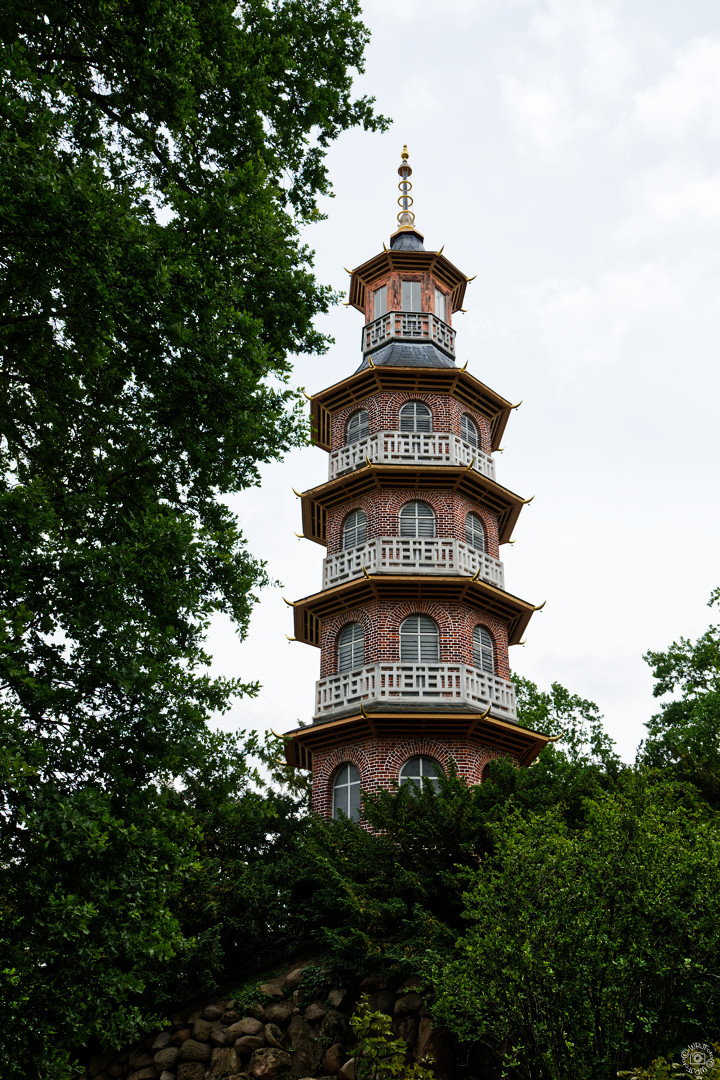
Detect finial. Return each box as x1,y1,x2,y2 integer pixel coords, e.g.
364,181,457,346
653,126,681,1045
396,145,416,231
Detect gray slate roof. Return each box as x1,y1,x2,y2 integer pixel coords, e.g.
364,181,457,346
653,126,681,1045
390,230,425,251
354,342,456,373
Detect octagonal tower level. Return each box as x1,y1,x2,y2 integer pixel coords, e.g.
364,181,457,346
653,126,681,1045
284,149,551,818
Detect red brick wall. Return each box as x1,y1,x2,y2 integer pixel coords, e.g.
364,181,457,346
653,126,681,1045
319,599,510,679
311,734,513,817
327,489,500,558
331,392,491,453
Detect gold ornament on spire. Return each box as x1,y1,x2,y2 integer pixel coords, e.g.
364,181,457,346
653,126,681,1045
396,145,416,230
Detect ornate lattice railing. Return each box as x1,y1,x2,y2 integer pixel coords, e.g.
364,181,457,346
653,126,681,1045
322,537,504,590
329,432,495,480
362,310,456,358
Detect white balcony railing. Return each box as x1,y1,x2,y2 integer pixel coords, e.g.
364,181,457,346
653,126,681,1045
363,311,456,358
329,431,495,481
323,537,504,590
315,662,517,720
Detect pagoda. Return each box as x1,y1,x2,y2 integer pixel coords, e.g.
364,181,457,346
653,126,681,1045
283,148,551,819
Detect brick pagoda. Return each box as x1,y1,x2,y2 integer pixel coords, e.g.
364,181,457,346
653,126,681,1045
284,148,551,819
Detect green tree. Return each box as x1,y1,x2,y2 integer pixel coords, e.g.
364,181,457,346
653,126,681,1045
0,2,384,1075
641,589,720,801
429,774,720,1080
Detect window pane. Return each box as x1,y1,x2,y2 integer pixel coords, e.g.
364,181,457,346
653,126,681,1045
400,615,439,662
465,512,485,552
373,286,387,319
343,509,367,549
473,625,494,674
399,401,433,432
333,763,361,820
401,280,422,311
338,622,364,672
461,414,479,448
400,755,442,791
434,288,446,322
347,410,369,443
399,501,435,539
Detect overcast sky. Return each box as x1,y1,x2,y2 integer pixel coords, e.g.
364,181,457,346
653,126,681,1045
207,0,720,763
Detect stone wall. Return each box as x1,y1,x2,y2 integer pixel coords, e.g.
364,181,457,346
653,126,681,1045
84,962,500,1080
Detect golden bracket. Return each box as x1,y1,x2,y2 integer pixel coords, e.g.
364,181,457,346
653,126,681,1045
294,532,305,539
518,639,527,646
533,601,547,612
302,389,312,400
479,704,492,719
285,635,297,642
270,728,292,740
368,356,376,369
282,597,295,607
383,242,389,253
460,308,468,313
506,539,516,545
365,456,374,468
362,565,371,580
521,495,535,505
511,400,523,409
292,488,302,498
342,301,351,306
460,360,468,372
438,245,445,255
466,274,477,283
360,703,368,718
471,568,482,582
466,457,476,471
344,267,353,275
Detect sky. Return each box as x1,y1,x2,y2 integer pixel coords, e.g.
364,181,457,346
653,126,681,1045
207,0,720,763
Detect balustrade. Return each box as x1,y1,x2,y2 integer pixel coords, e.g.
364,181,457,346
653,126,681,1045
329,431,495,481
323,537,504,590
315,662,517,719
362,310,456,358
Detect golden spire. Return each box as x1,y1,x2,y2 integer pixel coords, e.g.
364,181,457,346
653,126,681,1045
396,145,416,230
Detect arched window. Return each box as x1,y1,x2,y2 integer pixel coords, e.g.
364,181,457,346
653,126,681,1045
400,615,440,662
400,755,442,792
473,626,495,674
333,763,361,820
347,410,369,444
481,763,492,784
343,509,367,550
399,501,435,538
399,401,433,433
338,622,364,673
465,512,486,553
461,414,479,448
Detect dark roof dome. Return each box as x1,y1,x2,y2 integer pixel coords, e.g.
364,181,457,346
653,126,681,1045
354,342,455,373
390,228,425,251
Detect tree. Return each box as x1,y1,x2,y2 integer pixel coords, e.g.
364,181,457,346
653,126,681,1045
429,774,720,1080
0,2,385,1075
640,589,720,801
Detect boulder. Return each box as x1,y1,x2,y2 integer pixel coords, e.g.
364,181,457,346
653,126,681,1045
248,1047,292,1079
322,1043,344,1074
208,1047,242,1078
264,1023,288,1050
177,1065,206,1080
179,1038,212,1063
154,1046,180,1070
159,1072,175,1080
152,1032,173,1052
171,1027,192,1046
193,1017,214,1042
235,1036,266,1057
327,989,347,1010
286,1015,323,1077
415,1019,455,1080
127,1070,155,1080
394,992,423,1016
227,1017,264,1040
339,1060,355,1080
366,990,395,1016
265,1003,293,1026
129,1049,155,1069
258,982,285,1000
223,1010,242,1026
283,968,306,992
204,1004,225,1022
302,1002,327,1024
318,1009,350,1044
392,1014,419,1051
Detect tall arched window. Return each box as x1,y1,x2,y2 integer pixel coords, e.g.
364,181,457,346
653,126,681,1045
338,622,364,673
400,615,440,662
399,401,433,433
473,625,494,674
343,509,367,549
400,755,442,792
465,512,486,553
333,763,361,820
399,501,435,538
347,409,369,444
461,414,479,448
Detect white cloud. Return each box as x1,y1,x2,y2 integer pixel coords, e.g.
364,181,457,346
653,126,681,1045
629,36,720,140
616,161,720,246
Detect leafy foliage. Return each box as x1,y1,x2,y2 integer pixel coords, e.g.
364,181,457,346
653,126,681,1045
0,2,384,1076
350,996,435,1080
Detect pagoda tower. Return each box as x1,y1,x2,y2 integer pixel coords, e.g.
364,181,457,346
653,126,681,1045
284,148,551,819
